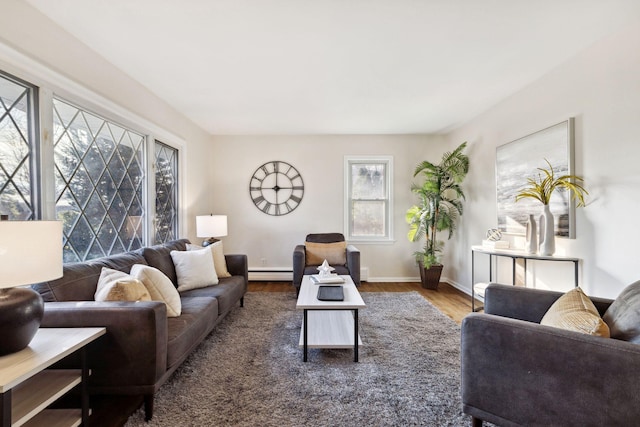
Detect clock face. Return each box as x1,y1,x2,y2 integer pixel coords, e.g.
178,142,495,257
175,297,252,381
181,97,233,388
249,161,304,216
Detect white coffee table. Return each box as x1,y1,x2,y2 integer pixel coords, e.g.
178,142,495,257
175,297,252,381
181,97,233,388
296,275,366,362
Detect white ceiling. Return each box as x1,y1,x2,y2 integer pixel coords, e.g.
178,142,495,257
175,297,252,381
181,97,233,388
25,0,640,135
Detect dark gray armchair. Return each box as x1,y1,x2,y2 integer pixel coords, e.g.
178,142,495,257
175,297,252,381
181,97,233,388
461,283,640,427
292,233,360,295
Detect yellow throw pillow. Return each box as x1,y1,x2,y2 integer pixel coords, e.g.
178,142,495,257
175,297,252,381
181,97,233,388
305,241,347,266
540,287,610,337
95,267,151,302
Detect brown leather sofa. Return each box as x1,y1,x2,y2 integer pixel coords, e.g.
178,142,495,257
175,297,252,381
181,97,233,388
31,239,247,421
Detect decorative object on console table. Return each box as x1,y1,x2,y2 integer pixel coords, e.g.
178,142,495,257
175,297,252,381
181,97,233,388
525,214,537,254
538,205,555,256
196,214,227,247
0,220,63,355
485,228,502,242
515,158,588,256
406,142,469,290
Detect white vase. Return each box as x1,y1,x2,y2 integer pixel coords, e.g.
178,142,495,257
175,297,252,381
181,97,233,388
525,214,537,254
538,205,555,256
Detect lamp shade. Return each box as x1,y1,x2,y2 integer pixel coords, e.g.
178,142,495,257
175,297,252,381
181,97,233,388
196,215,228,238
0,220,63,355
0,220,63,288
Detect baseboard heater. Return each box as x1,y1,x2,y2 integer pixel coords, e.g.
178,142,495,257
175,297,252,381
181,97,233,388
248,267,369,282
248,268,293,281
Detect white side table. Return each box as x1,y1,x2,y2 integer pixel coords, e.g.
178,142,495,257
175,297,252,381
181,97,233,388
0,327,106,427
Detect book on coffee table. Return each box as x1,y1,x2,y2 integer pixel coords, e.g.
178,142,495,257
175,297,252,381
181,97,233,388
310,274,345,284
317,285,344,301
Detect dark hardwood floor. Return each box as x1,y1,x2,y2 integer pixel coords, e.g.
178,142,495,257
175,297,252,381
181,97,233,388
90,280,476,426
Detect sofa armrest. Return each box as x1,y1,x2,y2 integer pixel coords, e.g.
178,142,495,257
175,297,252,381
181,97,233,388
292,244,306,286
461,313,640,426
41,301,168,391
346,245,360,285
225,254,248,285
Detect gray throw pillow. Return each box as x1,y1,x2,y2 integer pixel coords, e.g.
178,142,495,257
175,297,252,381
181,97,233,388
603,280,640,343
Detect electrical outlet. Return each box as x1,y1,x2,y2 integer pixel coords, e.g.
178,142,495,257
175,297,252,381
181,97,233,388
261,258,267,266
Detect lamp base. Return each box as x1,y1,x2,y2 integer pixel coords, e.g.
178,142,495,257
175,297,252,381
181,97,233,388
0,287,44,356
202,238,220,247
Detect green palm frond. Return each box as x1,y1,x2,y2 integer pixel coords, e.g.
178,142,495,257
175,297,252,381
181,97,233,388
515,159,588,207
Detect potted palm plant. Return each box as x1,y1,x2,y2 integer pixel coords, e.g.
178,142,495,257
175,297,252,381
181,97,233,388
406,142,469,289
515,159,588,255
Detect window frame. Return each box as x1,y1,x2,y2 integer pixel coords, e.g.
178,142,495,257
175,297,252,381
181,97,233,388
0,70,40,220
344,155,394,243
0,44,187,262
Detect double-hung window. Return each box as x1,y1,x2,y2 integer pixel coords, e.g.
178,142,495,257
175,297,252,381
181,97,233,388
344,156,393,242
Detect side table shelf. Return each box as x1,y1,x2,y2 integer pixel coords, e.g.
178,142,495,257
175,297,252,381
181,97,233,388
471,245,580,312
0,328,106,427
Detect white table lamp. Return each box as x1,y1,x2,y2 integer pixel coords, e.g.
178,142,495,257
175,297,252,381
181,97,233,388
196,215,227,246
0,220,63,355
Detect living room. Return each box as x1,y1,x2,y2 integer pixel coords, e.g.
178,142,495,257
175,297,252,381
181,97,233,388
1,1,640,426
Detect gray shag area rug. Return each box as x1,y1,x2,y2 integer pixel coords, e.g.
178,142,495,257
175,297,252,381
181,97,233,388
125,291,467,426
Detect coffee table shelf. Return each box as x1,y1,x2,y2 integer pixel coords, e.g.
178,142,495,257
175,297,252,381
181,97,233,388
298,311,363,349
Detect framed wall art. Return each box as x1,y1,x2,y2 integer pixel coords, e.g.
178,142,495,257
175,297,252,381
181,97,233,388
496,118,575,238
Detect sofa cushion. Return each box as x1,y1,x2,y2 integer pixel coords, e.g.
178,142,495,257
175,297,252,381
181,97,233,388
166,297,218,369
32,251,149,302
305,241,347,265
171,247,218,292
540,287,610,337
94,267,151,302
179,276,245,316
603,280,640,343
131,264,182,317
139,239,190,286
187,242,231,278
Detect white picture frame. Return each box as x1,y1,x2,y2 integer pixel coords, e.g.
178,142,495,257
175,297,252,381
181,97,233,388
496,118,575,238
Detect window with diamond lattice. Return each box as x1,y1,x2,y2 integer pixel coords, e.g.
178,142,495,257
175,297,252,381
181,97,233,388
154,141,178,243
53,98,146,263
0,73,37,220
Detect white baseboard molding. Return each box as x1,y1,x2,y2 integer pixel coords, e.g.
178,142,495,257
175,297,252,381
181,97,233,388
442,276,472,296
249,268,292,281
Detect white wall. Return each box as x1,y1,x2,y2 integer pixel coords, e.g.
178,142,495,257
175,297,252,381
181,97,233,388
210,134,444,280
0,0,213,240
445,23,640,299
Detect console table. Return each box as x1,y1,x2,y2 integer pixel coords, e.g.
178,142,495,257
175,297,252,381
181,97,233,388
471,245,580,311
0,327,106,427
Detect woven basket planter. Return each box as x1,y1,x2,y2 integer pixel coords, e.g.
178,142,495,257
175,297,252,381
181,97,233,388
418,262,443,290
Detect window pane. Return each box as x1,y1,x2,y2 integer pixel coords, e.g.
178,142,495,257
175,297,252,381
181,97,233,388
0,73,36,220
351,200,386,237
154,140,178,243
351,163,386,199
53,98,145,262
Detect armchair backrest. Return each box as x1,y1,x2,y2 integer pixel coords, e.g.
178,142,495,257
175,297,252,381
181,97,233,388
305,233,345,244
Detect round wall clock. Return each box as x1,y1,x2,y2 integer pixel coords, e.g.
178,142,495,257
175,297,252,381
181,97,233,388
249,161,304,216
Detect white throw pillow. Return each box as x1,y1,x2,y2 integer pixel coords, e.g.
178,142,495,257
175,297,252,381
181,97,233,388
170,247,218,292
186,242,232,278
130,264,182,317
95,267,151,302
